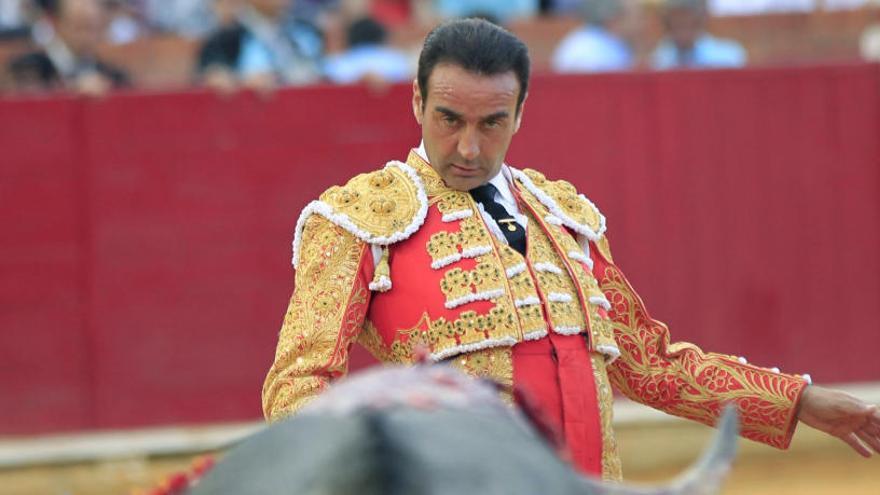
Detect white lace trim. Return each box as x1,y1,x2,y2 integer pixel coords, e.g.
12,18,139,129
430,336,518,362
431,253,462,270
553,325,583,335
444,288,505,310
534,262,563,274
544,215,564,226
368,275,392,292
567,250,594,271
505,263,527,278
292,160,428,267
596,344,621,363
547,292,573,303
589,295,611,311
515,296,541,308
441,210,472,222
523,328,548,341
511,167,607,241
461,245,493,259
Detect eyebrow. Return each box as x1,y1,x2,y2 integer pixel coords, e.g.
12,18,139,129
434,106,510,123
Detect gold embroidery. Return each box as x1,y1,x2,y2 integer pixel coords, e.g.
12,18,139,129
435,192,471,215
356,319,392,362
517,304,546,333
497,243,524,268
526,219,588,332
522,169,603,234
459,216,493,252
600,262,807,449
509,271,539,300
407,151,448,197
440,267,472,303
448,346,515,402
591,353,622,481
319,165,423,239
427,231,461,266
437,258,508,309
594,235,614,263
472,259,504,292
262,216,370,421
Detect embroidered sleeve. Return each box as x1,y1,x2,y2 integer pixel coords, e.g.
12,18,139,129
593,236,808,449
262,215,373,421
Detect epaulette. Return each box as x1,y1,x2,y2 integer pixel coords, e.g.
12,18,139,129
511,168,607,241
292,160,428,268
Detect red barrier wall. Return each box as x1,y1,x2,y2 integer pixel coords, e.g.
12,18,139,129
2,64,879,435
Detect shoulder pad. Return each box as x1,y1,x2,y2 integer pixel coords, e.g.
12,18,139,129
292,161,428,267
511,168,606,241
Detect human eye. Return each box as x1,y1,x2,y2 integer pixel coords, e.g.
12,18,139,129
441,114,460,127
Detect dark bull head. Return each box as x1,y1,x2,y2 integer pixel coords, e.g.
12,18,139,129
190,364,738,495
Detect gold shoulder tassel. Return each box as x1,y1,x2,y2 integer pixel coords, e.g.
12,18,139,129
368,245,392,292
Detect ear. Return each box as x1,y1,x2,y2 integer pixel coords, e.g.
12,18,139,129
412,79,423,125
513,93,527,133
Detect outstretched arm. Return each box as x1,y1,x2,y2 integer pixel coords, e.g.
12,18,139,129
592,235,810,449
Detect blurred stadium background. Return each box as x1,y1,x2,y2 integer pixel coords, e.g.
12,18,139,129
1,0,879,493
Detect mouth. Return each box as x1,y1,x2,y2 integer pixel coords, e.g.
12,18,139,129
449,163,481,177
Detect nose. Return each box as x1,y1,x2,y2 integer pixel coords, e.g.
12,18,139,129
457,126,480,162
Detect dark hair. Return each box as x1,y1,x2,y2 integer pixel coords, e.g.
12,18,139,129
34,0,61,16
347,17,387,48
417,18,530,114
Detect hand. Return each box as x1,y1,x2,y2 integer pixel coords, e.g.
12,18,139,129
797,385,880,457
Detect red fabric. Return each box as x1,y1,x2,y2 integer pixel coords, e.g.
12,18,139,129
1,65,879,434
513,334,602,475
367,194,497,348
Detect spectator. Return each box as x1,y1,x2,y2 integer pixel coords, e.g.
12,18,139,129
6,0,128,95
323,16,411,86
552,0,637,73
141,0,231,39
196,0,324,92
652,0,746,70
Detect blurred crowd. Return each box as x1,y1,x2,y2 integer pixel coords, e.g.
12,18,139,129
0,0,878,96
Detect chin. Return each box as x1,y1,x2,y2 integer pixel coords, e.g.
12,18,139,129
446,177,483,192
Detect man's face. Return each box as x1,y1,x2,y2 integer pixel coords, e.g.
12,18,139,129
664,7,705,51
54,0,105,56
412,63,524,192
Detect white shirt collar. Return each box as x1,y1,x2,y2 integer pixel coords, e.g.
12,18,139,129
414,140,515,201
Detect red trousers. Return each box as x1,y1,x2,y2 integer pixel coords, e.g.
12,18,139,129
512,333,603,475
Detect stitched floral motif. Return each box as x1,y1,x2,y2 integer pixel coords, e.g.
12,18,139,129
263,216,371,421
447,346,515,403
590,353,622,481
436,191,474,222
599,262,807,449
427,231,461,269
517,168,605,239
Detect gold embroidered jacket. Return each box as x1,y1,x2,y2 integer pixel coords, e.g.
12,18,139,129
263,150,809,480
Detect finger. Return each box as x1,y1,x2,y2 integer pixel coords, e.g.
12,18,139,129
842,432,872,458
869,406,880,425
855,429,880,455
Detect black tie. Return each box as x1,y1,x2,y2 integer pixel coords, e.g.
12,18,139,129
469,183,527,255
